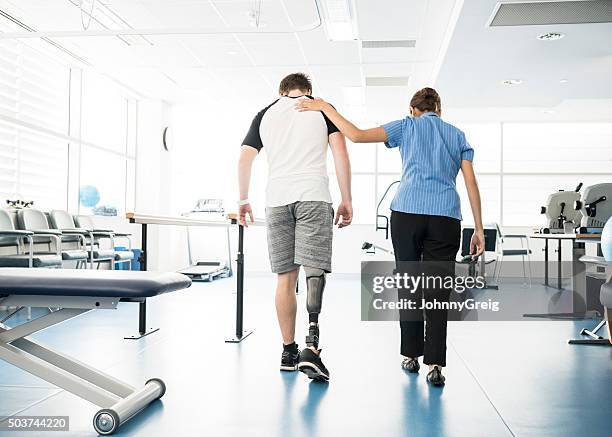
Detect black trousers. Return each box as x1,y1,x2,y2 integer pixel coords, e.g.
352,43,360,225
390,211,461,366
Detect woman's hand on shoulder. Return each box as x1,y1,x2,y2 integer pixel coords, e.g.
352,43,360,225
295,97,329,112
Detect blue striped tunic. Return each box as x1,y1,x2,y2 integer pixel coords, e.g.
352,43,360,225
382,112,474,221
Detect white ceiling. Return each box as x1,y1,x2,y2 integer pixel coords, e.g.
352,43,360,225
436,0,612,121
0,0,458,121
0,0,610,122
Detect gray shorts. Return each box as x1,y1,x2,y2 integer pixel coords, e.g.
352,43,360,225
265,201,333,274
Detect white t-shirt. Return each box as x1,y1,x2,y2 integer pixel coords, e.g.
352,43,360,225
242,96,339,207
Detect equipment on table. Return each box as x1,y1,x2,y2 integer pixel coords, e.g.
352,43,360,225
0,268,192,435
540,183,583,233
179,199,232,282
574,183,612,232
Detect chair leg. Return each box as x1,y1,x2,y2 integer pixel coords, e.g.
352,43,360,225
521,255,527,286
527,253,532,287
495,256,504,284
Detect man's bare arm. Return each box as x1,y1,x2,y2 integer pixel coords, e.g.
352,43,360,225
238,145,258,226
329,132,353,227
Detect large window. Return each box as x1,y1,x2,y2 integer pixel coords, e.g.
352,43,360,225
77,70,135,216
0,39,70,210
0,34,137,216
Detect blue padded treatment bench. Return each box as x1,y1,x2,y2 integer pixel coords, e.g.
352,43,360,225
0,268,191,435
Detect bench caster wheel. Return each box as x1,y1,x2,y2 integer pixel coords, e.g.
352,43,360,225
93,409,119,435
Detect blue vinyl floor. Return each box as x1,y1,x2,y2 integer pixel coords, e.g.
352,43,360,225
0,275,610,437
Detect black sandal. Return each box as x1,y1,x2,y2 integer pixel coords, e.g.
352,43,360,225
426,366,445,386
401,357,420,373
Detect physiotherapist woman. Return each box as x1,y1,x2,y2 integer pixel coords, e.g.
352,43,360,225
297,87,484,386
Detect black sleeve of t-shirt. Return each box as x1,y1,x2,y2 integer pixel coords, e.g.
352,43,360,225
242,99,279,151
304,95,340,136
322,112,339,136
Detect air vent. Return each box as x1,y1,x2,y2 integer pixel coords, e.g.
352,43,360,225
489,0,612,26
365,76,409,87
362,40,416,49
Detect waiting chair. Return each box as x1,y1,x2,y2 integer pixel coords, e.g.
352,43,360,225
493,223,532,286
17,208,88,269
74,215,133,270
1,209,63,320
0,209,62,268
458,227,499,289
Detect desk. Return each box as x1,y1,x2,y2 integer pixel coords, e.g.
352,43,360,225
526,233,602,319
126,212,265,342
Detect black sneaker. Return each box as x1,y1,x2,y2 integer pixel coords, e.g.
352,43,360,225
280,344,300,371
298,348,330,381
401,357,420,373
426,366,445,386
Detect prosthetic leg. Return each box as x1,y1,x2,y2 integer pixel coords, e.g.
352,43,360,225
304,267,326,350
298,266,330,381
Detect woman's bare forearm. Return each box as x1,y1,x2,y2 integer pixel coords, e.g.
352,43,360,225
321,103,387,143
466,180,483,231
461,160,483,231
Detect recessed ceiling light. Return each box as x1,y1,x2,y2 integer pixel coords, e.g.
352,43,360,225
542,109,555,114
227,50,238,56
559,78,569,84
502,79,523,86
537,32,565,41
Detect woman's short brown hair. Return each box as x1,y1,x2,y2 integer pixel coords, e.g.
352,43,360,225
410,87,441,114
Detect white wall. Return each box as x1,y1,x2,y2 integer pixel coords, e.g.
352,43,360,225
132,99,188,272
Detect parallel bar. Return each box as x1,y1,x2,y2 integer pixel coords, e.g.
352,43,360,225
236,225,244,339
557,239,562,290
225,221,253,343
139,302,147,336
544,239,549,286
127,212,263,343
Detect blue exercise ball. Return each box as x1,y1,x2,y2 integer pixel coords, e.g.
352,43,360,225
79,185,100,208
602,217,612,262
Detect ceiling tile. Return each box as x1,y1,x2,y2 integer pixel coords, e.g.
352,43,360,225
355,0,427,41
238,33,305,66
177,35,253,67
297,27,360,65
131,0,226,29
211,0,292,31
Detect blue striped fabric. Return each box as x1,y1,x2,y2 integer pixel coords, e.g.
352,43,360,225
382,112,474,220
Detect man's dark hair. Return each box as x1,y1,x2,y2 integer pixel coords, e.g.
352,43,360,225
279,72,312,95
